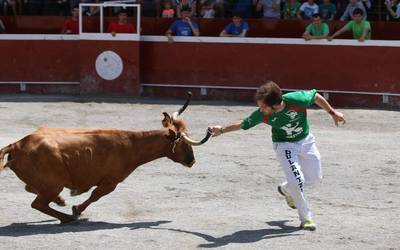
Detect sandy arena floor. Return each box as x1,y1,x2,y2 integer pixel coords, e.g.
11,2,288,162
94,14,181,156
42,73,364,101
0,95,398,250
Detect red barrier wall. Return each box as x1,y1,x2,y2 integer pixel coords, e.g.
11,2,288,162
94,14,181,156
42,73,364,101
79,40,140,95
140,41,399,93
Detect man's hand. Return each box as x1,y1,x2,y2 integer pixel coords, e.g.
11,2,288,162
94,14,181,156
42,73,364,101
209,125,223,137
330,110,346,126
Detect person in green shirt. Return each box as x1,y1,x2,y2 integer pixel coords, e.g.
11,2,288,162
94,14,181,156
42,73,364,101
209,81,346,231
302,13,330,40
328,8,371,42
283,0,301,20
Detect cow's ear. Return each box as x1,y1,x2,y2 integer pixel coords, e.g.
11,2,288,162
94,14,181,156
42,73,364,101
162,112,172,127
165,128,177,141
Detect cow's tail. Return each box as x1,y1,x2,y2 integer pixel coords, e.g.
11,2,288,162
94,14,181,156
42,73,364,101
0,144,14,174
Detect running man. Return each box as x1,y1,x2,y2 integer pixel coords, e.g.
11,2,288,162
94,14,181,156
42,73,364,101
209,81,346,231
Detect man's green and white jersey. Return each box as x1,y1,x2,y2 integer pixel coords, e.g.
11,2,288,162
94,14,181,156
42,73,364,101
240,89,317,142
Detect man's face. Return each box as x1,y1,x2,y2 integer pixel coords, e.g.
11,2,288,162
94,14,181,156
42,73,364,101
72,8,79,17
233,16,242,26
312,16,321,26
118,13,128,23
257,100,274,115
181,10,191,20
352,13,362,22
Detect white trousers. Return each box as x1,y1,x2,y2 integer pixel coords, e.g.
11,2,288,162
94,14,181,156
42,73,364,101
273,133,322,222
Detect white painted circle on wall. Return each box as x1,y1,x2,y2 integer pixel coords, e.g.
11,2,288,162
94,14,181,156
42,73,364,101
95,51,123,80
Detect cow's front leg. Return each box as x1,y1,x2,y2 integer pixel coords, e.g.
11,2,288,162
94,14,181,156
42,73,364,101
72,183,117,217
31,195,76,223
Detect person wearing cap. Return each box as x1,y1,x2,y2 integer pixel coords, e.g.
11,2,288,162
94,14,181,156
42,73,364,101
107,9,136,36
328,8,371,42
219,13,249,37
302,13,329,40
166,6,200,41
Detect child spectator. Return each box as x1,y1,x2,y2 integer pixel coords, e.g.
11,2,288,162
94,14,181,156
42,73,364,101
329,8,371,41
340,0,367,21
107,9,136,36
283,0,301,20
166,6,200,41
255,0,281,19
302,13,329,40
299,0,319,20
162,0,175,18
384,0,400,20
200,0,216,18
319,0,336,20
220,13,249,37
61,7,79,34
0,18,5,34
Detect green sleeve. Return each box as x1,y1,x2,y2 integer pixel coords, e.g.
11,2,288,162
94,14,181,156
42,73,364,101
323,23,329,35
240,109,264,130
305,24,312,33
283,89,317,108
364,21,371,30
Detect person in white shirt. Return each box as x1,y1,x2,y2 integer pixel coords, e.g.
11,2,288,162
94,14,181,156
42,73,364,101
299,0,319,20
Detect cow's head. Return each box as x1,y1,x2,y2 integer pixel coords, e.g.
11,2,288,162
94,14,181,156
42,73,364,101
162,92,212,168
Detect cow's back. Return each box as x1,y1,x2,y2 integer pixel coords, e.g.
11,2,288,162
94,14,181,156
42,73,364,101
10,128,136,191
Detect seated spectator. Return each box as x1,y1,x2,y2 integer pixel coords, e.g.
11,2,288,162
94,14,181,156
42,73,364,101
200,0,216,18
107,9,136,36
166,6,200,41
340,0,367,21
299,0,319,20
161,0,175,18
176,0,197,18
319,0,336,20
283,0,301,20
0,18,5,34
302,13,329,40
61,7,79,34
255,0,281,19
329,8,371,42
384,0,400,20
220,13,249,37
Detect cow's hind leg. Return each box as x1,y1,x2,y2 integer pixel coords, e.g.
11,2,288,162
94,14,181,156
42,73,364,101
26,185,66,207
31,195,76,224
72,183,117,217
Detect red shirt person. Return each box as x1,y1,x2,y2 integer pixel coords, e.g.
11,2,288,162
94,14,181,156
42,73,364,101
61,7,79,34
107,10,136,35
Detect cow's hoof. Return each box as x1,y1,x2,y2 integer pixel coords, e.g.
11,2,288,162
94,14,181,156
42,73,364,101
72,205,81,217
54,198,66,207
60,215,77,224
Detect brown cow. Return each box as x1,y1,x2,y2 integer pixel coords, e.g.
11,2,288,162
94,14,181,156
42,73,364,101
0,95,211,223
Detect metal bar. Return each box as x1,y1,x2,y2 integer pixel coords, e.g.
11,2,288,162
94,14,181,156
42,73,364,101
140,83,400,97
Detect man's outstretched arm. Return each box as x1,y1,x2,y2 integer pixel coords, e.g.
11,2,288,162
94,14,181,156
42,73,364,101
314,93,346,126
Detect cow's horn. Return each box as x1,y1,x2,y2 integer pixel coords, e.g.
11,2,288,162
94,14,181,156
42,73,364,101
181,128,212,146
172,92,192,120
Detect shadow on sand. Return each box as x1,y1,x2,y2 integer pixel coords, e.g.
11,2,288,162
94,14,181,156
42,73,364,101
160,220,303,248
0,219,302,248
0,219,172,237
